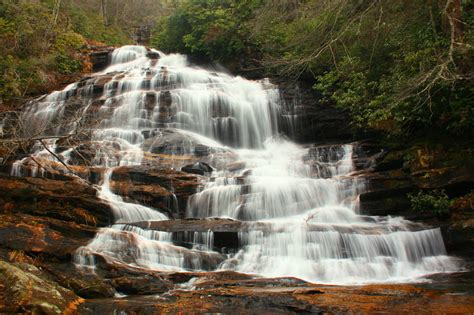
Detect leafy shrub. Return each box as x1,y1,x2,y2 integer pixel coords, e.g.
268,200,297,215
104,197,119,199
54,32,86,52
55,54,82,75
151,0,262,63
408,190,452,217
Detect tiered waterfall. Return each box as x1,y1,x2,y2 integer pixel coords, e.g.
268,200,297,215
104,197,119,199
11,45,459,284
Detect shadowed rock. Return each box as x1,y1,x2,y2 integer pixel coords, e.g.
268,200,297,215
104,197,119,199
109,165,202,217
181,162,214,176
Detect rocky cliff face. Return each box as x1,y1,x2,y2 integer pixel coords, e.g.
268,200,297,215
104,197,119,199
277,80,353,144
355,142,474,257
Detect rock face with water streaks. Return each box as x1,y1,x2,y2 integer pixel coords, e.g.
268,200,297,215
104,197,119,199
0,45,472,312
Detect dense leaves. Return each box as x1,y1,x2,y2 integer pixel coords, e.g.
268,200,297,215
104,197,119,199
152,0,262,62
259,1,473,138
409,190,452,217
0,1,132,104
0,0,174,105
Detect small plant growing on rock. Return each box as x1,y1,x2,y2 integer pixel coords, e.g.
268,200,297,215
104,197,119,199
408,190,452,218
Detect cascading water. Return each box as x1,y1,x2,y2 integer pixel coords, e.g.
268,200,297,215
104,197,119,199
11,45,460,284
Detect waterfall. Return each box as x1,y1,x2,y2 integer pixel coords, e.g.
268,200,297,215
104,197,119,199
11,45,459,284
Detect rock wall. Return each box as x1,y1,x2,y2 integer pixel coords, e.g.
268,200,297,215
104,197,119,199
354,142,474,256
277,80,354,144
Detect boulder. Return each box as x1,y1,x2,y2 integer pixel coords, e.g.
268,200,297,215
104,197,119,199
0,260,83,314
443,219,474,257
39,262,116,299
141,128,228,157
146,51,160,60
110,276,173,295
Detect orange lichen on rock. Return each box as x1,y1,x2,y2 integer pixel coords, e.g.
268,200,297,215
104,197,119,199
63,297,86,315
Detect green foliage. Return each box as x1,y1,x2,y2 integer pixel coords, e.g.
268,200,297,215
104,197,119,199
54,32,87,53
306,2,473,138
67,8,130,46
151,0,263,62
152,12,191,53
53,32,86,75
409,190,452,217
2,0,472,144
0,1,131,103
54,54,82,75
0,56,22,99
243,0,474,139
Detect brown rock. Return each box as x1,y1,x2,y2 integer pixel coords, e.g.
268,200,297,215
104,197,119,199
0,260,84,314
0,214,96,259
110,165,202,217
110,275,173,295
0,174,112,226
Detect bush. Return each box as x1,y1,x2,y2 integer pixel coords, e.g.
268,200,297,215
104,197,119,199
151,0,262,63
408,190,452,217
55,54,82,75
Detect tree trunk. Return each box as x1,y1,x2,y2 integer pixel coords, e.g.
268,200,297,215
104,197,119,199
451,0,463,40
101,0,108,26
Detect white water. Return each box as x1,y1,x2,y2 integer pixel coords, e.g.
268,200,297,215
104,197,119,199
12,45,459,284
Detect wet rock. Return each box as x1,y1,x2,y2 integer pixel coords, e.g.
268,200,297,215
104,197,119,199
159,90,172,108
277,81,353,144
91,250,223,282
146,51,160,60
0,260,83,314
129,218,258,233
359,170,415,216
373,150,405,172
443,219,474,257
0,214,97,260
359,193,412,217
412,166,474,194
144,91,157,112
128,218,408,235
181,162,214,176
165,270,254,284
77,280,474,314
0,175,112,226
39,262,116,299
225,161,246,172
110,165,202,217
92,78,109,96
141,128,228,156
358,142,474,219
89,47,114,71
111,275,173,295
